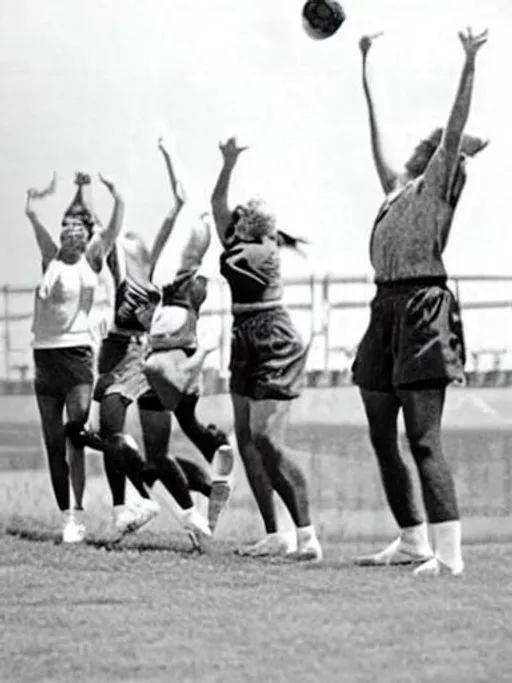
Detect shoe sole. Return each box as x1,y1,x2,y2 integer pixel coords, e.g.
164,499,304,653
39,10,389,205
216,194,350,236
117,511,159,537
355,552,433,567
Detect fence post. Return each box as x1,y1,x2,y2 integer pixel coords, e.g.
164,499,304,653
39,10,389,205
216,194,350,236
322,275,330,371
2,285,10,381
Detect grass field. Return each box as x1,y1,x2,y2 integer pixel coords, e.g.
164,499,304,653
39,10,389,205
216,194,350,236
2,387,512,682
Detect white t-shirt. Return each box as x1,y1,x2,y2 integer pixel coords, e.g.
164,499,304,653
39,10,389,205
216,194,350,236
31,255,99,349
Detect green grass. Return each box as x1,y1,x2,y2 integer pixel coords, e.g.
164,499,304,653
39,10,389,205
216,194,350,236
2,387,512,682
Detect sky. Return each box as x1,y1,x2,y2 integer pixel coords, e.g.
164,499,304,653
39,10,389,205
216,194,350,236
0,0,510,286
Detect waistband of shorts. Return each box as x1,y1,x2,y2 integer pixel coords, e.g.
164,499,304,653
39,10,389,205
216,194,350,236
375,276,448,293
231,299,282,315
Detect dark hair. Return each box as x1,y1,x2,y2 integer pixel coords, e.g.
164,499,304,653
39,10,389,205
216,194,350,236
405,127,488,178
61,171,95,234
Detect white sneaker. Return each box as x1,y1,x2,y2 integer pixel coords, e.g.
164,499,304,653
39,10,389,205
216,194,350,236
355,536,433,566
62,510,86,544
182,507,212,551
238,532,296,557
413,556,464,578
296,535,323,562
115,499,160,536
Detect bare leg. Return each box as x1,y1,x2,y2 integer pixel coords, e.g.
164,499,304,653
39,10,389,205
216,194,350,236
399,387,463,575
65,383,92,510
398,388,458,523
355,389,432,566
360,389,423,527
174,393,229,464
232,393,278,534
249,399,311,528
35,393,69,511
138,406,195,509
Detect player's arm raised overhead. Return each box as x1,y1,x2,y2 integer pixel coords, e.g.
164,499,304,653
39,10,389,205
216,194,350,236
25,173,58,271
86,173,125,271
211,137,248,245
425,27,489,195
149,137,187,280
359,33,401,194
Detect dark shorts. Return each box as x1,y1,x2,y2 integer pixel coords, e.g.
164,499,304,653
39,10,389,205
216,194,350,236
94,333,165,411
352,279,466,393
229,306,308,400
33,346,94,398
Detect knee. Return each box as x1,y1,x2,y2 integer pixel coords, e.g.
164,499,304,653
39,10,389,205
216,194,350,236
406,427,439,461
64,419,89,449
253,432,281,471
368,425,398,455
105,433,144,473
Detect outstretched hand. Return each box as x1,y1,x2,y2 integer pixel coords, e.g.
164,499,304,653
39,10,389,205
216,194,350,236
219,137,249,164
158,136,170,156
26,172,57,201
359,32,383,57
98,173,117,196
458,27,488,57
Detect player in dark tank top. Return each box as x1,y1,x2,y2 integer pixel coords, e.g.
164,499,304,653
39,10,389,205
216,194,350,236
210,137,322,561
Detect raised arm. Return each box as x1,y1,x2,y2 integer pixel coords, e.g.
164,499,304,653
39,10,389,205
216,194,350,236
359,33,401,194
148,137,187,280
210,137,248,245
86,174,125,272
432,28,488,189
24,174,58,269
175,215,211,282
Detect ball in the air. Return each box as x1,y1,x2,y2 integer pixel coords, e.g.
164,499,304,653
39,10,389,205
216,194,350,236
302,0,346,40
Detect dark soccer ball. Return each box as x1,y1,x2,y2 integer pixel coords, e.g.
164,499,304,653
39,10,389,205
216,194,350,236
302,0,346,40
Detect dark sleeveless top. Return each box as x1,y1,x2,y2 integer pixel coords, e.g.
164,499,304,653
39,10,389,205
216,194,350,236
106,246,161,333
220,237,283,305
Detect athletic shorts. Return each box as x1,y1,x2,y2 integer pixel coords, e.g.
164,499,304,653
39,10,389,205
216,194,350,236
33,346,94,398
352,279,466,393
229,306,308,400
94,333,164,411
143,347,200,412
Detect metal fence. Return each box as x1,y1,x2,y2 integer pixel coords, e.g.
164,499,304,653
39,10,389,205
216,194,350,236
2,274,512,389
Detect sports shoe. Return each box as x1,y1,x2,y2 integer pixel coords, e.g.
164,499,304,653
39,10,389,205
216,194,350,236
413,556,464,578
238,532,296,557
355,536,433,566
115,499,160,536
182,507,212,551
296,533,323,562
62,510,86,544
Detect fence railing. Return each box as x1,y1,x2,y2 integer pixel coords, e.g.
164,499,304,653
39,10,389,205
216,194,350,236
2,274,512,389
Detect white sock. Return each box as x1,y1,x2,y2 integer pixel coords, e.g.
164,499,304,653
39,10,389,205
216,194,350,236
431,520,463,571
401,523,432,555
